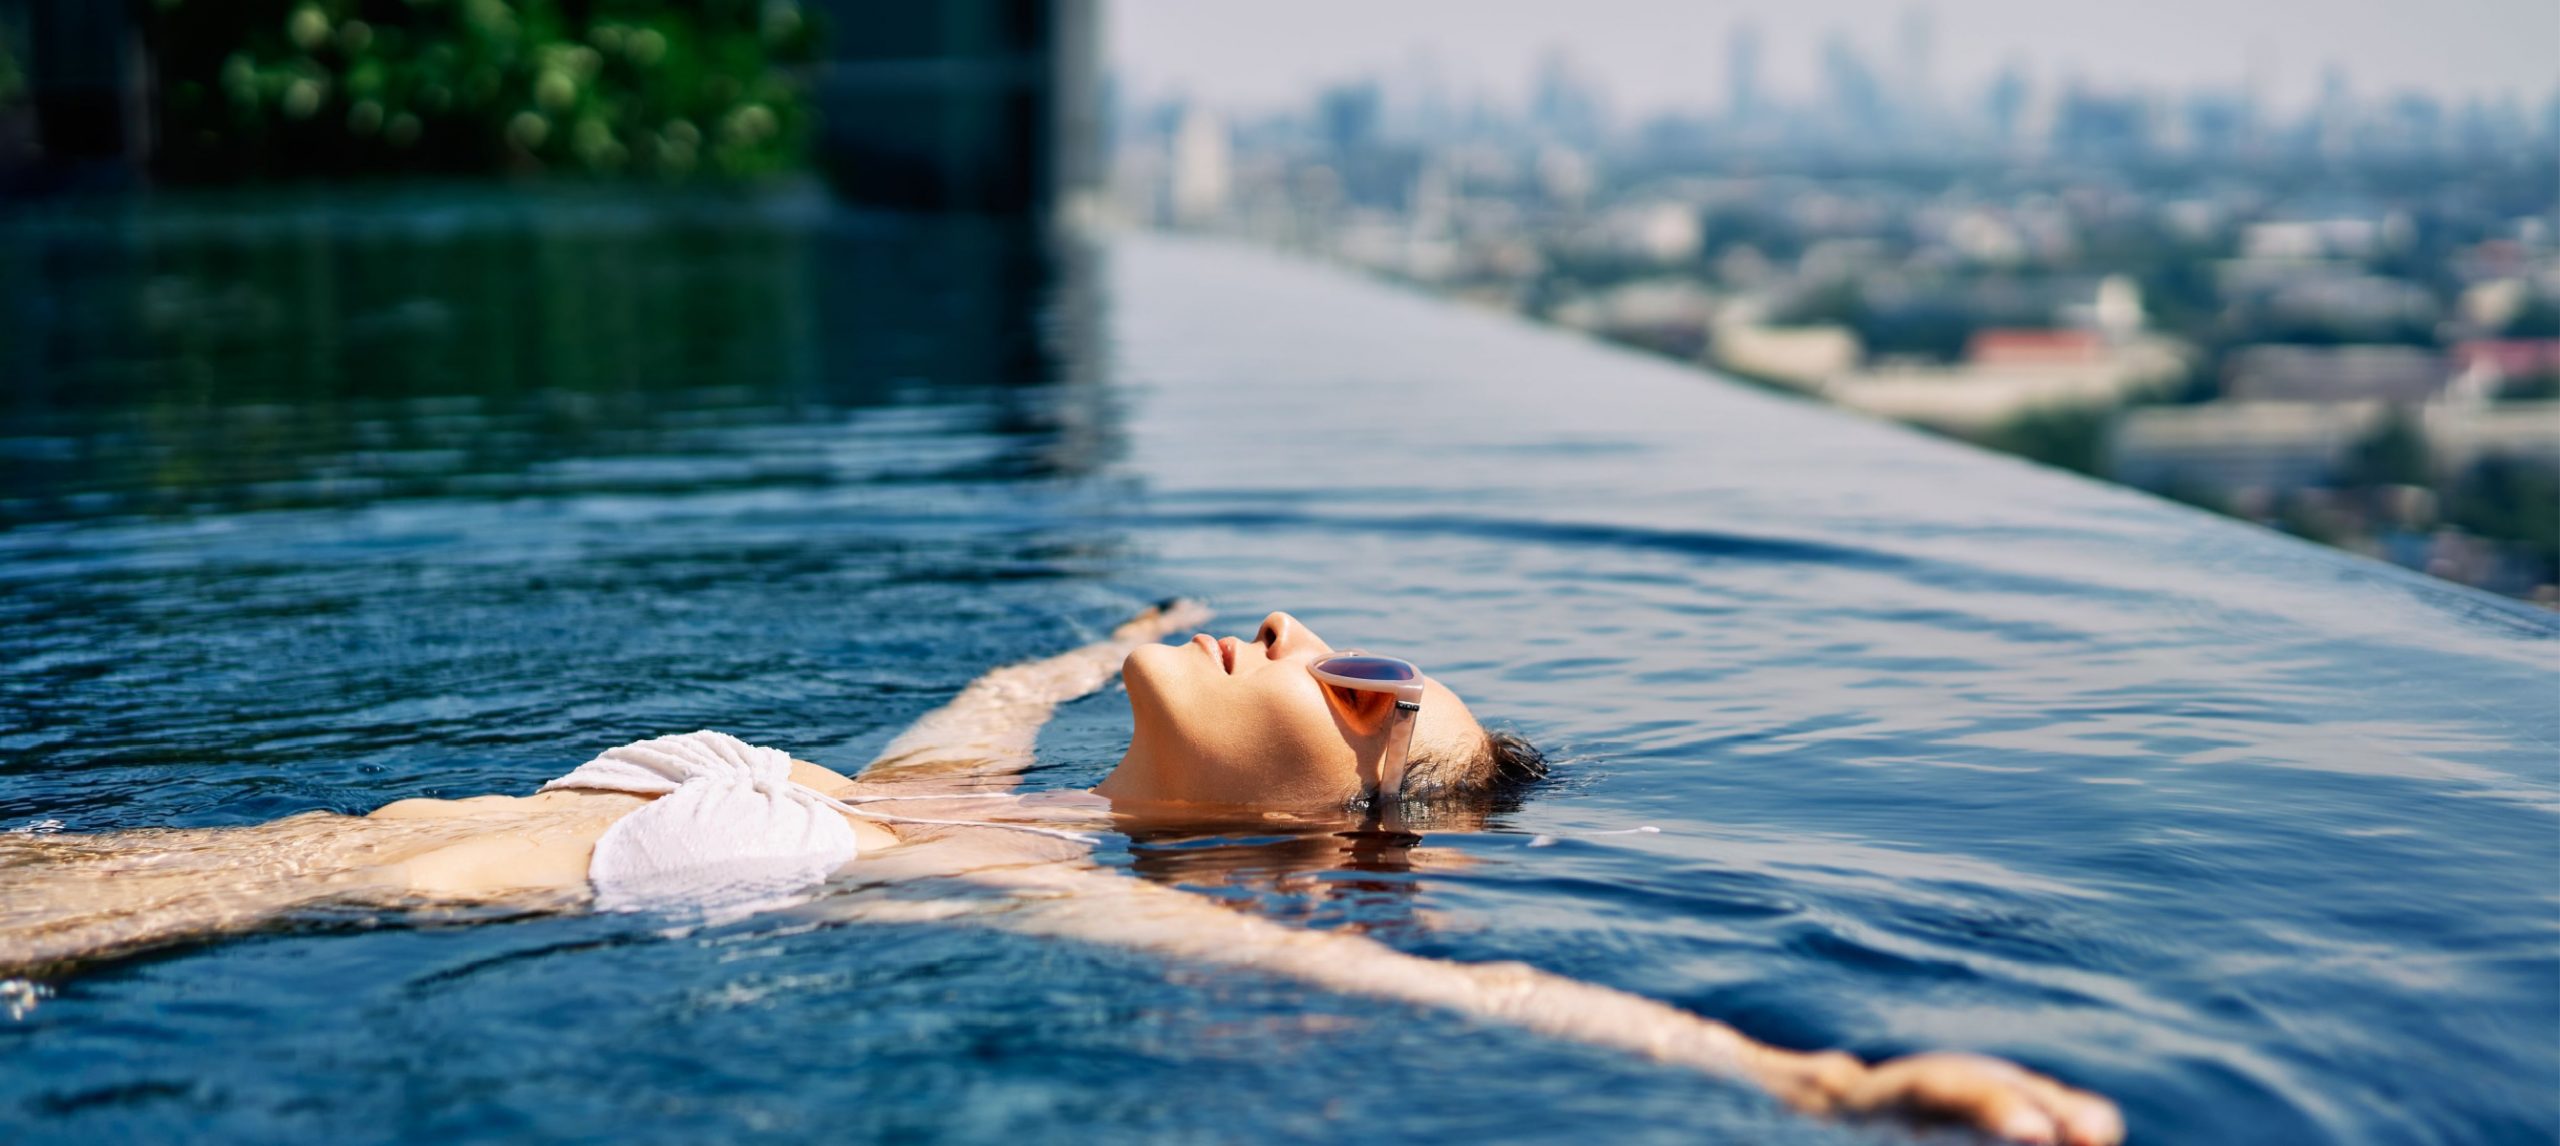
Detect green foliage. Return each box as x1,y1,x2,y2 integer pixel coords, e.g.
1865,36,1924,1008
148,0,817,181
2161,354,2221,404
2344,412,2430,488
2501,294,2560,339
2128,241,2224,335
2447,457,2560,575
1772,278,1863,327
1774,278,1982,363
2495,371,2560,402
0,24,22,110
1980,404,2111,477
2155,480,2228,515
1698,204,1804,262
2274,492,2350,547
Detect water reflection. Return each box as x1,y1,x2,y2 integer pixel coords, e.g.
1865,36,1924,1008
1117,797,1532,941
1122,815,1426,939
0,189,1113,526
0,191,1140,847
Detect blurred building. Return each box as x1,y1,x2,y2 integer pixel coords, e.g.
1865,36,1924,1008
1819,330,2187,431
1095,27,2560,600
2453,339,2560,386
812,0,1099,214
2424,402,2560,470
2111,402,2386,492
1167,105,1229,225
1724,23,1761,128
2,0,150,181
2114,400,2560,493
2224,346,2450,404
1711,321,1862,386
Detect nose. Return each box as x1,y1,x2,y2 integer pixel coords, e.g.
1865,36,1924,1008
1254,611,1331,659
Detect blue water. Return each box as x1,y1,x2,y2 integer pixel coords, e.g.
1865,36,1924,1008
2,190,2554,1145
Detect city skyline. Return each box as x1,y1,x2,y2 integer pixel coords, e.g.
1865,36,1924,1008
1111,0,2560,120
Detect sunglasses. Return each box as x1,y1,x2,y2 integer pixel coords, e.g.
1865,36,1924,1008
1307,651,1425,803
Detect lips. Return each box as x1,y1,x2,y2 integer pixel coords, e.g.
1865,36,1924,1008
1190,633,1234,674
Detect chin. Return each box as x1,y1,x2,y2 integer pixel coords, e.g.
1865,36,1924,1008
1119,643,1180,712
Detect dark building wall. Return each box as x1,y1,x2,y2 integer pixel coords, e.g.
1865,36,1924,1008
811,0,1096,214
13,0,148,163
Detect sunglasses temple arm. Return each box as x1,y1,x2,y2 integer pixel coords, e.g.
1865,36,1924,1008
1375,700,1422,801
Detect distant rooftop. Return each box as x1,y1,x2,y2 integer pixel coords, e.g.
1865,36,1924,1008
1966,328,2105,366
2225,345,2450,404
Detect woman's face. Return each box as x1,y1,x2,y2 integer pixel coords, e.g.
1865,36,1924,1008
1099,611,1486,809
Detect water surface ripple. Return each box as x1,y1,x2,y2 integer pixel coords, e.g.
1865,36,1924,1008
1,197,2553,1145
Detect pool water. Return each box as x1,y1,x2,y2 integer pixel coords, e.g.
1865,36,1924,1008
2,190,2554,1145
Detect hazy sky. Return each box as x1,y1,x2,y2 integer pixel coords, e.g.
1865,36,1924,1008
1110,0,2560,117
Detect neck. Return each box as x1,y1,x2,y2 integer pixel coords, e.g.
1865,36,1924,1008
1092,743,1156,803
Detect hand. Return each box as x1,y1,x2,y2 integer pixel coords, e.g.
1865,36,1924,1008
1837,1052,2122,1146
1112,597,1214,644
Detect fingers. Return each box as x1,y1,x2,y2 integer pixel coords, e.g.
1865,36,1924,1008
1998,1063,2121,1146
1986,1097,2058,1145
1843,1053,2122,1146
2038,1080,2123,1146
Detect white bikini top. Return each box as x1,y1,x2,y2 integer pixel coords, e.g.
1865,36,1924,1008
543,729,1095,912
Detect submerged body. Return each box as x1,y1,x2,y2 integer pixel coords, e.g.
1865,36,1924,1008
0,605,2120,1146
380,749,902,902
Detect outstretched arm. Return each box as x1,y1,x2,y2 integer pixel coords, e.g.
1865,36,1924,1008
948,856,2121,1146
849,600,1213,791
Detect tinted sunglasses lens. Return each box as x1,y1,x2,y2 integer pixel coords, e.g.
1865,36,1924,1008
1314,654,1420,684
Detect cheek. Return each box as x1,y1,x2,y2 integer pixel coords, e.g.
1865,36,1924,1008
1146,680,1342,798
1244,673,1345,748
1195,677,1361,799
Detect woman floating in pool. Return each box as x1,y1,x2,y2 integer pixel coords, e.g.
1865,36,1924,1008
1,603,2120,1146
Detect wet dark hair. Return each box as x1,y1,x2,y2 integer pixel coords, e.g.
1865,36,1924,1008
1403,728,1548,798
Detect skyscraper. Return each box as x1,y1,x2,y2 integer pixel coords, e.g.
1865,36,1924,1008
1895,6,1936,120
1318,81,1381,155
1726,22,1762,127
1168,105,1229,225
1822,34,1888,141
1531,48,1606,145
1985,61,2029,146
